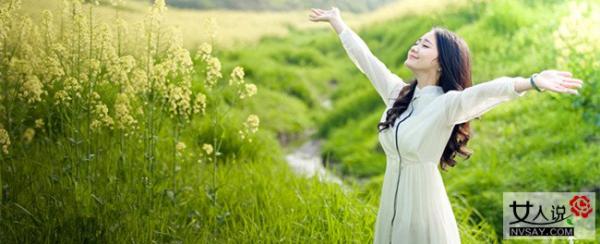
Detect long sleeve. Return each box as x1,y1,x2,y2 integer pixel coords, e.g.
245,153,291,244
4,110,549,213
443,76,527,126
338,26,406,107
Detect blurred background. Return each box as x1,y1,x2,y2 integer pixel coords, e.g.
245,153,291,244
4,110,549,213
1,0,599,243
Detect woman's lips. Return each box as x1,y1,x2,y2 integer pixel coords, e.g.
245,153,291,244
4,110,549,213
409,54,418,59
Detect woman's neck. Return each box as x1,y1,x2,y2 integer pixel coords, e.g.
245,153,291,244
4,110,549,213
414,70,440,88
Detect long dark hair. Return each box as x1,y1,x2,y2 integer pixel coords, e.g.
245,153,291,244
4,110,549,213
377,26,473,171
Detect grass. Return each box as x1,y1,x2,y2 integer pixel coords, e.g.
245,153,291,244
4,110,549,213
18,0,470,50
2,0,599,243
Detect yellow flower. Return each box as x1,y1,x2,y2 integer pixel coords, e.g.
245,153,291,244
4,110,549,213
229,66,245,86
41,10,54,38
35,119,44,129
64,77,82,98
196,42,212,61
0,128,10,154
239,114,260,142
176,141,186,154
151,62,170,86
205,56,222,89
202,143,213,155
108,56,136,86
91,91,101,100
22,128,35,144
21,75,45,103
85,58,102,76
171,47,193,73
245,114,260,134
43,56,65,81
54,90,71,105
120,56,137,73
91,103,114,131
166,84,192,120
238,129,246,140
152,0,167,13
129,68,149,94
98,23,118,65
9,58,33,77
193,93,207,115
239,83,257,99
114,93,137,131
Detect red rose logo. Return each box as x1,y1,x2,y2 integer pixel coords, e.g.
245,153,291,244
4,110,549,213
569,195,593,218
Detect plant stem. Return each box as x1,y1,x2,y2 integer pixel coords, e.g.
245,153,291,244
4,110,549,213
173,121,179,191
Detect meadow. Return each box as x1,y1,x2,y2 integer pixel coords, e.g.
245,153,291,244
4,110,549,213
17,0,470,49
1,0,598,243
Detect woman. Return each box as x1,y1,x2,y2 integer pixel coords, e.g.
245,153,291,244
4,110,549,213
309,7,583,244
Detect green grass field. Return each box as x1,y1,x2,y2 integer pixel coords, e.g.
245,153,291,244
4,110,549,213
1,0,598,243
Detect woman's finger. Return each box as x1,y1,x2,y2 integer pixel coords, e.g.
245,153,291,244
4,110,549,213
562,88,578,95
309,15,325,21
554,85,579,95
556,70,573,77
556,77,582,88
559,81,582,89
562,79,582,86
562,77,583,84
555,86,570,94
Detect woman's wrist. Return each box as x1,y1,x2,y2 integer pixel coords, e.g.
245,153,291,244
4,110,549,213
513,74,544,93
513,77,531,93
529,73,543,92
330,17,346,35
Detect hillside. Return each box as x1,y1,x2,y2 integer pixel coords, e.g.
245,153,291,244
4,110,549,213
1,0,598,242
19,0,469,49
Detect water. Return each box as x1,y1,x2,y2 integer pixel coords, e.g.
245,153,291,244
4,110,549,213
284,139,346,188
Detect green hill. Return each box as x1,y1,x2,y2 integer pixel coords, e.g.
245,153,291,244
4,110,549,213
1,0,598,242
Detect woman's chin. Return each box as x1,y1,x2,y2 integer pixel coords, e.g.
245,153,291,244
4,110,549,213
404,60,414,69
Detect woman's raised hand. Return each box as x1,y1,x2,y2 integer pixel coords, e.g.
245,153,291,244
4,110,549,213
533,70,584,95
308,7,341,23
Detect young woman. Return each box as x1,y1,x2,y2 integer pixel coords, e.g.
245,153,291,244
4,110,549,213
309,7,583,244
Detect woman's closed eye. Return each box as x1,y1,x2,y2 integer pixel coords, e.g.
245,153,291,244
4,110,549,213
413,41,429,48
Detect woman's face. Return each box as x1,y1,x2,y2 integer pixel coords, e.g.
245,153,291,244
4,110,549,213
403,31,440,72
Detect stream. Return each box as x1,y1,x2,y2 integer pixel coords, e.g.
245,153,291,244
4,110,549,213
284,131,352,193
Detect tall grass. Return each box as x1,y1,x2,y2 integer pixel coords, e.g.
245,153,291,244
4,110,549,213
0,0,261,242
2,0,597,242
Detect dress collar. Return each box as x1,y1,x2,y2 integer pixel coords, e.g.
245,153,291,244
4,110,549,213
414,85,444,98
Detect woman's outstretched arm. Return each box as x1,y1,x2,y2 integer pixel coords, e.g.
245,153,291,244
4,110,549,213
513,70,582,94
309,7,406,107
444,70,584,126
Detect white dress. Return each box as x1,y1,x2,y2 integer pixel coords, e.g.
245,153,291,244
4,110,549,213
337,27,527,244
